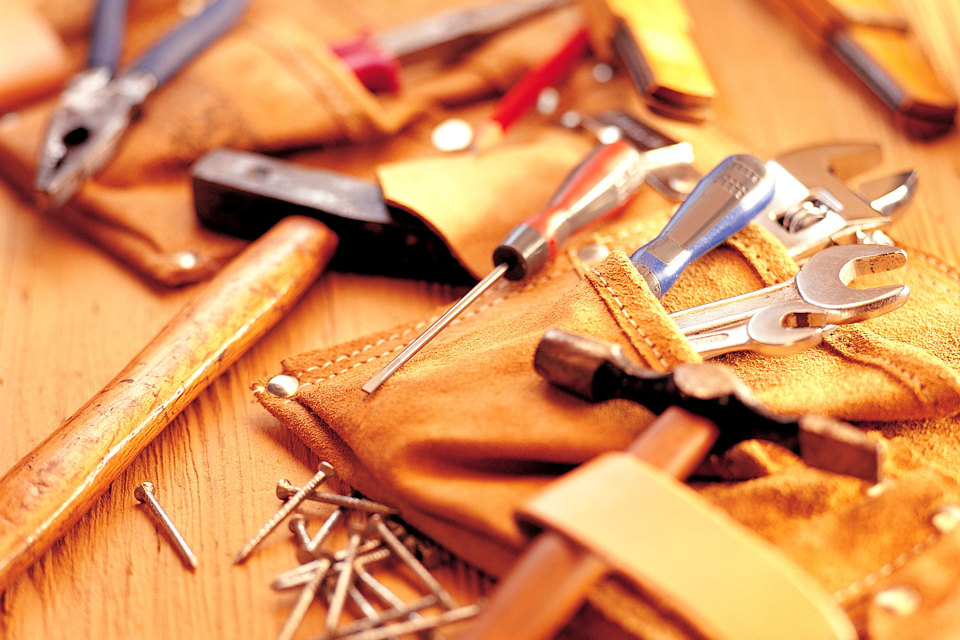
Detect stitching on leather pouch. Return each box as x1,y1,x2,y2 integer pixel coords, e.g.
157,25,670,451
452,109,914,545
913,250,960,282
833,529,942,604
255,264,574,400
589,268,670,370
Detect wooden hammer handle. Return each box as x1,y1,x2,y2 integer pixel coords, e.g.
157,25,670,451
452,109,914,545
0,216,337,592
462,407,718,640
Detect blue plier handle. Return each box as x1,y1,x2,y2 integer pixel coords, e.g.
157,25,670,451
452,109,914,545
36,0,248,208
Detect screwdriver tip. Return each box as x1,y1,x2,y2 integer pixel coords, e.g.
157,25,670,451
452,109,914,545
360,377,383,394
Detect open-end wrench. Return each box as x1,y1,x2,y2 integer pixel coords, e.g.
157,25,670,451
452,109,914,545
680,301,836,359
669,244,909,338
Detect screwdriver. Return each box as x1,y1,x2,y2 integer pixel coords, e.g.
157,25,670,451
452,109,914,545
361,138,694,393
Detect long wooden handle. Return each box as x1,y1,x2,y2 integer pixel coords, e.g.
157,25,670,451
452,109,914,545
0,216,337,592
462,408,718,640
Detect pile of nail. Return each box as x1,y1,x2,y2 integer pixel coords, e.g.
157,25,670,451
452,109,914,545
235,462,484,640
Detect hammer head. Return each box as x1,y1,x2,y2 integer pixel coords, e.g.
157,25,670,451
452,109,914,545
534,329,883,482
754,142,916,261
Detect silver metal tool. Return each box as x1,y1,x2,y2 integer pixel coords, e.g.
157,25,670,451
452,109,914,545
680,301,834,359
134,481,198,570
754,142,917,262
670,244,909,358
670,244,909,335
36,0,248,208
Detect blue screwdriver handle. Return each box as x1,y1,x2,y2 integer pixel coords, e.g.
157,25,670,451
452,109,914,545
629,154,774,298
88,0,128,71
129,0,248,87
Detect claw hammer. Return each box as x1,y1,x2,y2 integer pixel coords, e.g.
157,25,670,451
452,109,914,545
463,329,879,640
0,216,337,592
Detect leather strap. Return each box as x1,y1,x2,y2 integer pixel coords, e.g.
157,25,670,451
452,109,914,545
518,452,856,640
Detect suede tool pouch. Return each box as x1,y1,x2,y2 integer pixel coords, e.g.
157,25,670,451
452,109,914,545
253,138,960,637
0,0,584,286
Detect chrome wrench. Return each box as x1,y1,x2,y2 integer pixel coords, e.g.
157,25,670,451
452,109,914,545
669,244,909,357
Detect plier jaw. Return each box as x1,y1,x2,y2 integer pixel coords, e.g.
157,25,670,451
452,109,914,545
35,69,155,209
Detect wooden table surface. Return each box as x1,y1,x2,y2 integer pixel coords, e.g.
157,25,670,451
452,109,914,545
2,0,959,638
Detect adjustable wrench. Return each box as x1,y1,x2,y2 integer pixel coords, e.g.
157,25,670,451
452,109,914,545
670,244,909,358
754,142,916,262
574,117,916,260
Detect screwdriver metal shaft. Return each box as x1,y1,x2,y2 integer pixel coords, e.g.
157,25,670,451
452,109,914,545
361,139,694,393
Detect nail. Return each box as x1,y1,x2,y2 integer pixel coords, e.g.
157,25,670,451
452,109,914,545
320,595,438,639
276,480,397,515
276,556,333,640
305,508,344,559
271,543,384,591
373,516,458,610
235,462,336,564
325,526,363,632
330,605,481,640
134,481,198,570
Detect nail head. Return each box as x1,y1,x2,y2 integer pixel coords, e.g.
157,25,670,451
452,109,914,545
134,482,155,501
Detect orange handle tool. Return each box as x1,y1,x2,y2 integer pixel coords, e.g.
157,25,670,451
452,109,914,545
0,216,337,592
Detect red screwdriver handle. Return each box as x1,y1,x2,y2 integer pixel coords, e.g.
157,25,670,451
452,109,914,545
493,139,693,280
331,32,402,93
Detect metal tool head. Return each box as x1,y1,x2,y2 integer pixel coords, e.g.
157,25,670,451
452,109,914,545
534,329,882,481
686,302,835,359
35,70,154,209
795,244,910,322
756,142,916,260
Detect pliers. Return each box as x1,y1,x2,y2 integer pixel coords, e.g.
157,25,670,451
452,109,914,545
35,0,248,209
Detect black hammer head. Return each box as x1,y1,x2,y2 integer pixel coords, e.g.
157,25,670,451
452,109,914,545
534,328,883,482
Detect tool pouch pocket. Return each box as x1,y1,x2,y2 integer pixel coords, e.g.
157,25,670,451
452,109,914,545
254,136,960,637
0,1,582,286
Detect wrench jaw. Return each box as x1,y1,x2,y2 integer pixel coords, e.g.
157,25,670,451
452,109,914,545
795,244,911,323
754,143,915,262
686,302,834,359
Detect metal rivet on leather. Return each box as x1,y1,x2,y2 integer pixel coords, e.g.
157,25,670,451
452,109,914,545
931,503,960,533
266,374,299,398
536,87,560,115
873,585,921,616
431,118,473,152
592,63,614,83
866,481,890,498
171,251,200,270
576,244,610,265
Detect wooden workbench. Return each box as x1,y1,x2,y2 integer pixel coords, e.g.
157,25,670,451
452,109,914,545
1,0,959,638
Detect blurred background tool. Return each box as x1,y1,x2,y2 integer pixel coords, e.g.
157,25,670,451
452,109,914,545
331,0,568,93
192,149,474,284
463,329,873,640
581,0,716,120
0,3,68,113
562,110,704,200
756,0,957,138
471,27,591,151
360,139,694,393
0,216,336,593
35,0,249,209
